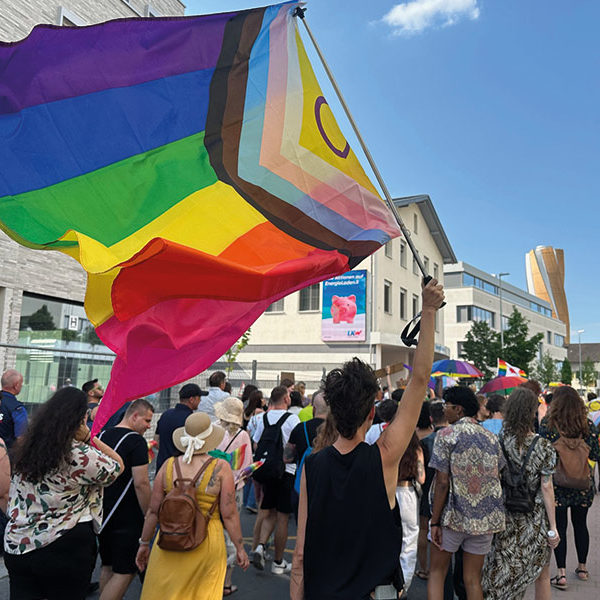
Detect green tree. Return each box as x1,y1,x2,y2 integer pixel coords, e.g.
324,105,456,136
581,358,597,387
224,328,252,375
27,304,56,330
502,308,543,375
460,320,500,379
533,352,557,386
560,358,573,385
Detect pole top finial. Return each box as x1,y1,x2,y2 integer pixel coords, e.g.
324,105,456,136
293,6,306,19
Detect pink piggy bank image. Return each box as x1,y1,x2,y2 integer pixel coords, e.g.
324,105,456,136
331,295,357,324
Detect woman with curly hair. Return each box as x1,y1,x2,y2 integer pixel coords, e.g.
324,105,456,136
539,386,600,590
4,387,123,600
482,387,559,599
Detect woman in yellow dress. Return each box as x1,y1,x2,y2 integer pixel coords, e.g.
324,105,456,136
136,412,249,600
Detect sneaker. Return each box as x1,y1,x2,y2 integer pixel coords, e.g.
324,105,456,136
271,559,292,575
252,544,265,571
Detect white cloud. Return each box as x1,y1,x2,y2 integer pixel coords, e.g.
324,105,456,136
383,0,480,35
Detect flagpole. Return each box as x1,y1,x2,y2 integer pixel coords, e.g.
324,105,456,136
293,7,428,278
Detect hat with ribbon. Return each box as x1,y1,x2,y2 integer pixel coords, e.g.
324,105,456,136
214,396,244,427
172,412,224,464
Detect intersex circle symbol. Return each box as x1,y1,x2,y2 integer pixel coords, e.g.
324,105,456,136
314,96,350,159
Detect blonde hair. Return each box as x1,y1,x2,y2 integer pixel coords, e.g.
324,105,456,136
219,419,240,437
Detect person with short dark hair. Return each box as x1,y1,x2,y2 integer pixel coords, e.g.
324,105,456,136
481,394,505,436
200,372,229,421
417,400,433,439
365,399,398,445
428,385,506,600
280,378,295,393
288,391,303,416
4,387,123,599
251,385,300,575
291,279,444,600
98,399,155,600
82,378,104,430
154,384,208,472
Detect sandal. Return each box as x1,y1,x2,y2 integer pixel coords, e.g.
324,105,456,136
223,585,238,596
575,568,589,581
415,569,429,580
551,575,568,590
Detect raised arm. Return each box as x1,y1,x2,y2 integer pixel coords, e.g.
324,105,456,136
378,279,444,500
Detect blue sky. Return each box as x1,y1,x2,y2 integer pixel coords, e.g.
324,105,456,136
186,0,600,343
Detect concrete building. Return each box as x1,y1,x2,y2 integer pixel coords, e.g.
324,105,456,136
526,246,570,343
232,196,456,392
443,262,567,369
566,343,600,393
0,0,185,406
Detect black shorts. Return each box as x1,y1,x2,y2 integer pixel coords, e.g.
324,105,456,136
260,472,294,514
99,525,140,574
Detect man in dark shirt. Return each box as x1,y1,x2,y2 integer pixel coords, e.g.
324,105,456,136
154,383,207,472
0,369,27,450
82,378,104,430
98,399,154,600
285,392,327,464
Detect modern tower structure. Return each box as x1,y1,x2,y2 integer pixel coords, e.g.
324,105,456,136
526,246,570,344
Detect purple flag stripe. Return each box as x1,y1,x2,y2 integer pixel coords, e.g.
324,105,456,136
0,13,236,114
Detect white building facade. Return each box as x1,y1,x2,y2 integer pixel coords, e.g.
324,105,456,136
443,262,567,368
232,196,456,392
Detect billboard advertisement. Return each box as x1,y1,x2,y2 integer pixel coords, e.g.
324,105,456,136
321,270,367,342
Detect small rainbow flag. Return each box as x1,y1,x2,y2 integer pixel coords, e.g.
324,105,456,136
236,460,265,483
147,439,158,463
209,445,247,470
0,2,400,435
497,359,527,378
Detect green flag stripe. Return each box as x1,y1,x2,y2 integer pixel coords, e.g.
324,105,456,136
0,132,217,248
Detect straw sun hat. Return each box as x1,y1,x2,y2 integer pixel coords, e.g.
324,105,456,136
172,412,224,464
214,396,244,426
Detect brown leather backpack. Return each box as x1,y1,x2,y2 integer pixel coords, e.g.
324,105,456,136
552,436,590,490
157,456,219,551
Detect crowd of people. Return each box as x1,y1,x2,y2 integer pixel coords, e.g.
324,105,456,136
0,278,598,599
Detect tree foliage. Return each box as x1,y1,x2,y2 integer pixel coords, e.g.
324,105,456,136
224,328,252,375
560,358,573,385
581,358,597,387
27,305,56,330
533,352,557,386
460,321,500,379
502,308,543,375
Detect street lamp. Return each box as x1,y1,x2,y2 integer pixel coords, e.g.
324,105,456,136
576,329,584,393
496,273,510,350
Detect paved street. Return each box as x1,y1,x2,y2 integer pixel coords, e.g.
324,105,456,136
0,499,598,598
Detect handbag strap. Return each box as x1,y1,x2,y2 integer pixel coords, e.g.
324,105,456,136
224,428,242,452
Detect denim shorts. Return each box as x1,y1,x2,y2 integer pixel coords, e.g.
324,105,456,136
440,527,493,555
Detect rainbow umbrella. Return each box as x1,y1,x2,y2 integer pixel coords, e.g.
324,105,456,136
431,360,483,378
480,376,527,396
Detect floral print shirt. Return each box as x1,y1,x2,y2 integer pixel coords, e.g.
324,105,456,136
430,417,506,535
5,441,121,555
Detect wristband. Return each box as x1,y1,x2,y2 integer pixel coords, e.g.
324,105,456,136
430,522,441,527
84,432,91,444
138,538,150,546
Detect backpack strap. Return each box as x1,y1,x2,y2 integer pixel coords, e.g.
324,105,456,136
522,435,539,468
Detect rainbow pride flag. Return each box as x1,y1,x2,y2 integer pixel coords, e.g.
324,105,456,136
209,445,247,470
497,359,527,378
0,2,400,432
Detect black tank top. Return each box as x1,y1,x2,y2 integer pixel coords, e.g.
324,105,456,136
303,442,402,599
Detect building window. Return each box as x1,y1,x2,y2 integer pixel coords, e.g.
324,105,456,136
56,6,86,26
400,242,407,268
433,263,439,280
400,288,407,320
457,341,465,357
412,294,419,319
384,280,392,314
424,256,430,274
266,299,285,313
462,273,498,295
547,331,552,344
412,255,419,276
299,284,320,312
554,334,565,347
384,241,393,258
456,305,495,328
502,315,509,331
413,213,418,234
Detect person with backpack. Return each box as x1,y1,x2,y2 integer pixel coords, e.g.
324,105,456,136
539,386,600,590
135,412,248,599
213,397,253,597
250,385,300,575
482,387,559,599
284,391,328,519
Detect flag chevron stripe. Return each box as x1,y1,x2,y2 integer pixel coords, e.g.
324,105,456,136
204,6,382,260
0,132,218,248
0,13,236,114
0,68,215,197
